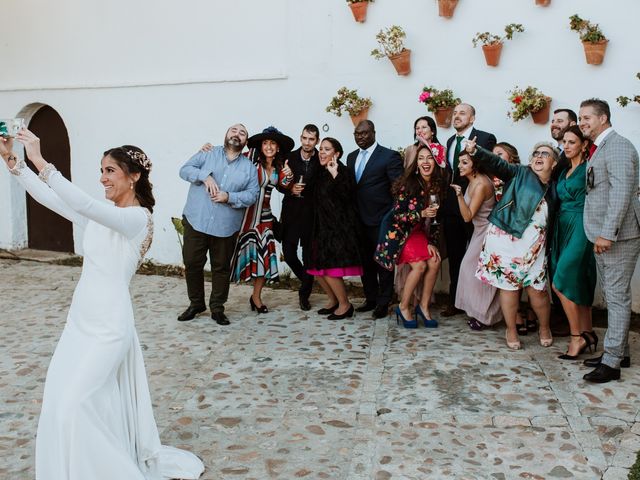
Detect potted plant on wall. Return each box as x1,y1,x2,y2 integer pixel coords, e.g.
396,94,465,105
419,86,461,128
617,73,640,107
569,14,608,65
371,25,411,76
535,0,551,6
346,0,373,23
326,87,373,126
472,23,525,67
437,0,459,18
507,86,552,125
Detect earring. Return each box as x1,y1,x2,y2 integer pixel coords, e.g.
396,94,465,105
130,181,134,190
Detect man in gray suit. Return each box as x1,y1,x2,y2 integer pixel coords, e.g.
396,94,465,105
580,98,640,383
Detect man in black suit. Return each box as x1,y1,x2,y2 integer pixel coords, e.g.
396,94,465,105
281,124,321,311
347,120,403,318
442,103,496,317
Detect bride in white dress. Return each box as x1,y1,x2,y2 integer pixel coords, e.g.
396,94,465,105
0,129,204,480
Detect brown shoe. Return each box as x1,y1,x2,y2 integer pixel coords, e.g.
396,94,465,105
441,304,463,317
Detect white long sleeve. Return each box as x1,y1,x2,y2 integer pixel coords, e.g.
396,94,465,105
45,168,148,239
9,160,87,227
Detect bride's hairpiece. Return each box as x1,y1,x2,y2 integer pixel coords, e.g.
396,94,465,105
126,150,152,172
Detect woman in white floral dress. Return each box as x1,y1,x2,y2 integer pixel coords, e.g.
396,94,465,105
465,137,559,351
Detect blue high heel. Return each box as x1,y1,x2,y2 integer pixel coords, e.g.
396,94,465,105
395,306,418,329
416,305,438,328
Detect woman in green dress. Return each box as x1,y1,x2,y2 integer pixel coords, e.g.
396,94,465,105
550,125,597,360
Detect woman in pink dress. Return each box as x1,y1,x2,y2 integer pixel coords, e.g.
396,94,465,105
451,151,503,330
375,143,445,328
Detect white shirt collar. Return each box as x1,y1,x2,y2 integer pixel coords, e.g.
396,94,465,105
455,126,474,139
361,142,378,156
594,126,614,146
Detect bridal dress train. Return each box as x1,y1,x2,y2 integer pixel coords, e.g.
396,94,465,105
9,160,204,480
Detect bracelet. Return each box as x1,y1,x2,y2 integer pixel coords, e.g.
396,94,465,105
8,155,26,176
38,163,58,184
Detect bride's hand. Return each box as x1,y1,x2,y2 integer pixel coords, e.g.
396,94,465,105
0,135,14,162
16,128,44,163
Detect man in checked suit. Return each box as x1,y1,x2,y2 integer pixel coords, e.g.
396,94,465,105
441,103,496,317
347,120,403,319
580,98,640,383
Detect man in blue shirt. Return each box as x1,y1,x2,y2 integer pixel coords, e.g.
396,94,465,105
178,124,259,325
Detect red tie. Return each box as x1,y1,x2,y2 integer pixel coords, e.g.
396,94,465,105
588,144,597,159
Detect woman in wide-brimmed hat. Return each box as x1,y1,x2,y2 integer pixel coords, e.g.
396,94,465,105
230,126,294,313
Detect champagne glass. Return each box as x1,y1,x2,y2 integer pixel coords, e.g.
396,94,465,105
296,174,305,198
429,194,440,225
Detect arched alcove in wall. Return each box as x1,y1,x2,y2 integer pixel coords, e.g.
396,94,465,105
16,103,73,252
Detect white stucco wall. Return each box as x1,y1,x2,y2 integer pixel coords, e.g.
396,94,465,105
1,0,639,309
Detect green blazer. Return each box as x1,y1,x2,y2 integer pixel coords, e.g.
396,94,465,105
473,147,557,239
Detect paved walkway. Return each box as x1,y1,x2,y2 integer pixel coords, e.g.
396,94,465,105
1,258,639,479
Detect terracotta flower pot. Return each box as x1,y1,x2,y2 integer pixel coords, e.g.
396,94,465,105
481,43,503,67
582,40,608,65
350,107,369,127
434,107,454,128
438,0,459,18
388,49,411,76
535,0,551,6
531,98,552,125
349,2,368,23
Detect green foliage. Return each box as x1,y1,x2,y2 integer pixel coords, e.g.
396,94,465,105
472,23,525,47
569,14,607,43
326,87,372,117
171,216,184,249
371,25,407,59
617,73,640,107
419,86,461,112
507,86,549,122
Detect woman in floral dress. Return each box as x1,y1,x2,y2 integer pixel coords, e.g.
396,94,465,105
375,143,444,328
466,137,559,350
231,127,293,313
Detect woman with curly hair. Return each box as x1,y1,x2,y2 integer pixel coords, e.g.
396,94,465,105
375,143,444,328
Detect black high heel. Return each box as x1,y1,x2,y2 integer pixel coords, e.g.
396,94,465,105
581,331,598,352
317,304,339,315
327,304,354,320
395,306,418,329
249,296,268,314
516,322,528,336
558,334,588,360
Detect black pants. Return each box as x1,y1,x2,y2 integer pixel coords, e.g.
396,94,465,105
443,215,473,303
182,217,238,313
282,223,314,299
361,223,394,307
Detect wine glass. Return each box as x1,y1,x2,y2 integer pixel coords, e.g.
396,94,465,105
429,194,440,225
295,174,305,198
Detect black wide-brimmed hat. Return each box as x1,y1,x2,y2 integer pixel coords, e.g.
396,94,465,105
247,126,295,154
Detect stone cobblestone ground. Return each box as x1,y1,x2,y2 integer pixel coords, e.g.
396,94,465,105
1,258,639,479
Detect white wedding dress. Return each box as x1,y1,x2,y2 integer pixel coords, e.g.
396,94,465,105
10,160,204,480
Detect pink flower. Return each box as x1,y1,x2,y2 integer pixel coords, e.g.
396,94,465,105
419,91,431,102
408,204,415,210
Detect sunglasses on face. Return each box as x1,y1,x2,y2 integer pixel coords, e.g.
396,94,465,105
532,150,551,159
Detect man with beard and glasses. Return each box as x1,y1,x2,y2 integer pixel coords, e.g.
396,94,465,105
178,124,260,326
441,103,496,317
280,124,321,311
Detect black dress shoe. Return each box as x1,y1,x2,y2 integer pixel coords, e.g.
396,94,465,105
583,354,630,368
372,304,389,319
583,364,621,383
299,296,311,311
355,301,376,313
212,311,230,326
317,304,339,315
440,305,463,317
328,304,354,320
177,305,206,322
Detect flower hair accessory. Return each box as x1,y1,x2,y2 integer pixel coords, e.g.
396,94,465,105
126,150,152,172
428,142,447,168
